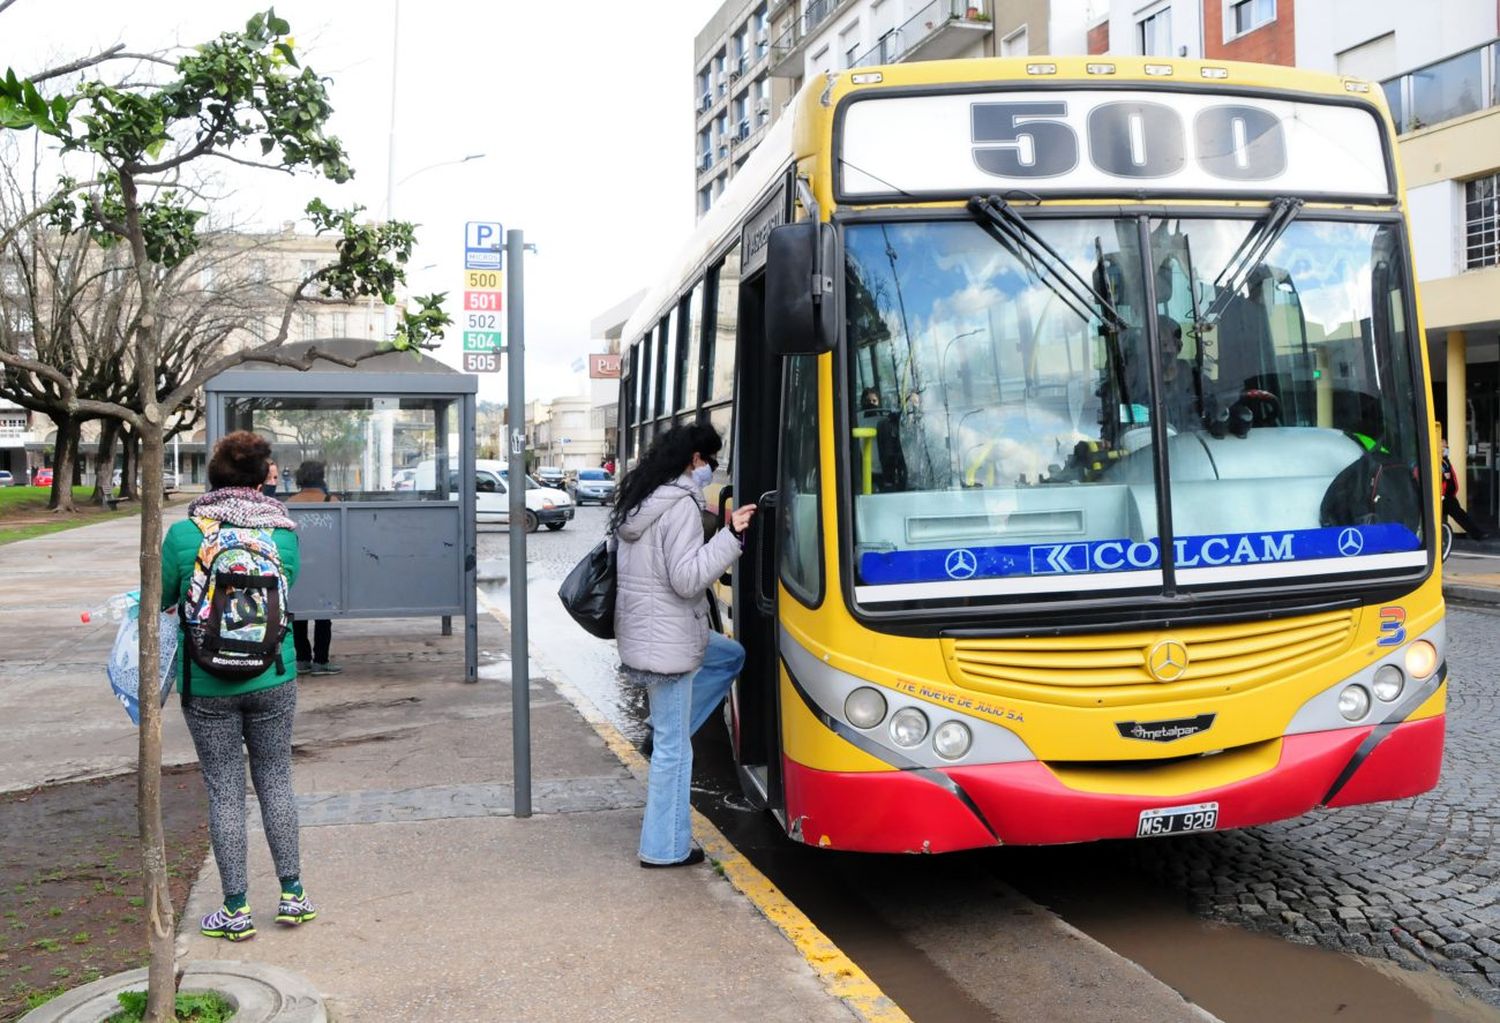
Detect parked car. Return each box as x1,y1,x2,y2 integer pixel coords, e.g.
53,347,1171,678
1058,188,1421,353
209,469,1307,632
0,470,11,487
568,468,616,505
412,459,573,532
533,465,565,488
113,468,179,491
391,468,416,492
32,467,53,487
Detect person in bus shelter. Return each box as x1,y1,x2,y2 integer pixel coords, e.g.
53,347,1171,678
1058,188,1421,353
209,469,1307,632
610,424,756,867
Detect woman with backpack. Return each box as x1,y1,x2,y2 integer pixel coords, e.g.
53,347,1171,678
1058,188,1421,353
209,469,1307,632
162,430,315,941
611,423,755,867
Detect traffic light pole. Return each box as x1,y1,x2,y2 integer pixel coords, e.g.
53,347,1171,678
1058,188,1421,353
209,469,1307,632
506,228,531,818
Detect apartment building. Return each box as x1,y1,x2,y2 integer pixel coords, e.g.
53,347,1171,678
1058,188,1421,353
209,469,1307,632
694,0,1087,217
1088,0,1500,525
694,1,779,217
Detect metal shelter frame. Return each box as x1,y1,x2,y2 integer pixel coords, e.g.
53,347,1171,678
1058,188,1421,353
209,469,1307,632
203,339,480,680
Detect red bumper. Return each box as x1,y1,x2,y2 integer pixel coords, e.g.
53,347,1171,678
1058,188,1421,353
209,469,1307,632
781,715,1445,852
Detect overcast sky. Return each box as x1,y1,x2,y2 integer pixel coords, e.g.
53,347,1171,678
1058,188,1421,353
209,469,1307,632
7,0,723,403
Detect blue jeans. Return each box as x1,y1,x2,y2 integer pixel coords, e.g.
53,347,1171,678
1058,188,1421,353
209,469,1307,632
638,632,745,864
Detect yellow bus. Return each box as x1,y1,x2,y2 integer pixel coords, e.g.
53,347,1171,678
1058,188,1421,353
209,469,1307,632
619,55,1445,851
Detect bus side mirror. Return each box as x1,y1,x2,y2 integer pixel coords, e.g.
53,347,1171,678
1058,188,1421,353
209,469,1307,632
765,221,837,356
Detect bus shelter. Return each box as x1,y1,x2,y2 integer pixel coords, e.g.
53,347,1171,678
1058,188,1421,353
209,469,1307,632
203,339,479,679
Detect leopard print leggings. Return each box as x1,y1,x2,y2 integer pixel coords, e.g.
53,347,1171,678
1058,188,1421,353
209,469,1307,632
181,681,301,899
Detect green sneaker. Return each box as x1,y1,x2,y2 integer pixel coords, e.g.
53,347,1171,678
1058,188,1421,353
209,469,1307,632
200,904,255,941
275,890,318,926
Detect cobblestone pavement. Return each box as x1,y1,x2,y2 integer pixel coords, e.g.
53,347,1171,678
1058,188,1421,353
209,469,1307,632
490,509,1500,1002
1114,604,1500,1004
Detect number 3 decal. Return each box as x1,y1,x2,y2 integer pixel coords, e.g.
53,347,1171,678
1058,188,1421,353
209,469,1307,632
1377,605,1407,647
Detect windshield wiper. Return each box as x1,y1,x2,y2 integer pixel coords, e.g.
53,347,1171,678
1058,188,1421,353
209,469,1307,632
967,195,1128,332
1202,196,1304,325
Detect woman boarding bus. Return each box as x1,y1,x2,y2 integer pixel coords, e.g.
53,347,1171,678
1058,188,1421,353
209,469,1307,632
619,56,1443,852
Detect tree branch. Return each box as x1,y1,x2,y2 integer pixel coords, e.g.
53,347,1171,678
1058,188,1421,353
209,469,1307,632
204,151,296,175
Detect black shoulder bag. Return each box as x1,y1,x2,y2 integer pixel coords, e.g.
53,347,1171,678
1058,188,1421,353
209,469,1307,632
558,537,617,639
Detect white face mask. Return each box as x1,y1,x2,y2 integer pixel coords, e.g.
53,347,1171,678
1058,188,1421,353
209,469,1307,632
692,464,713,487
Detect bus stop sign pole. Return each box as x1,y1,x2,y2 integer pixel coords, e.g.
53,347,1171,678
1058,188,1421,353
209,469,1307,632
506,228,532,819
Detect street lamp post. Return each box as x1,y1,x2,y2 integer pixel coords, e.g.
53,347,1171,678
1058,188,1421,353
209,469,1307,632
940,328,984,481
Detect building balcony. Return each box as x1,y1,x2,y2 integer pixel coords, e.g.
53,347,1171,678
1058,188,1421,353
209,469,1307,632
769,0,854,78
850,1,992,71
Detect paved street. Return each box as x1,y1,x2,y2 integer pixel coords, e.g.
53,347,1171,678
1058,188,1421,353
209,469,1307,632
493,505,1500,1016
1114,603,1500,1004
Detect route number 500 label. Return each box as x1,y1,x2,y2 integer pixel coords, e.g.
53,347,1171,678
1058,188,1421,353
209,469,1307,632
973,101,1286,181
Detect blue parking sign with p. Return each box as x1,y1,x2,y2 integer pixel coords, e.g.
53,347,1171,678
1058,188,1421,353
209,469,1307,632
465,221,504,269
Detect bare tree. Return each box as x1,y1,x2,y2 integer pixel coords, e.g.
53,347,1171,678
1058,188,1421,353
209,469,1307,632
1,12,449,1018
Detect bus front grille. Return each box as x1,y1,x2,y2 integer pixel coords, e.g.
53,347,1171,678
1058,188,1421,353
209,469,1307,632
943,610,1357,708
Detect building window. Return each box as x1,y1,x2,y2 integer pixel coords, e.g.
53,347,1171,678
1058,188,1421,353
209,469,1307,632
1226,0,1274,37
299,258,317,280
1138,6,1172,57
1410,48,1484,131
1465,173,1500,269
330,312,348,337
249,259,267,284
300,312,317,341
1001,26,1029,57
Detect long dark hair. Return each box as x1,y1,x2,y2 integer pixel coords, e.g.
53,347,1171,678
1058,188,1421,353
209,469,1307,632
608,423,722,534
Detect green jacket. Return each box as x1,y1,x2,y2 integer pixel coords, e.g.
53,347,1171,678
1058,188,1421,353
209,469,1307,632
161,517,300,697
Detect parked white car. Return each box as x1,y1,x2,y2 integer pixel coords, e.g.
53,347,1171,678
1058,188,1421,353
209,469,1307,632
414,458,572,532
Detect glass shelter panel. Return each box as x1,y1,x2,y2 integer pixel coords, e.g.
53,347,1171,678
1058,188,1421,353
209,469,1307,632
223,395,447,500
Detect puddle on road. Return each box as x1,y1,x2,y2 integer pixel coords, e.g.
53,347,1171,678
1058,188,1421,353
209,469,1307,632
1016,866,1498,1023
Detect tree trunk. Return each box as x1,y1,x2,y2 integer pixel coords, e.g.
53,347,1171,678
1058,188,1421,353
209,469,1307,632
91,418,120,506
121,430,140,502
135,422,174,1020
49,414,79,513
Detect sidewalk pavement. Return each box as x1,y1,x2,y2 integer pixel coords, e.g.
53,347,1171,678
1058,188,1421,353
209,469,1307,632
1443,537,1500,607
4,513,1217,1022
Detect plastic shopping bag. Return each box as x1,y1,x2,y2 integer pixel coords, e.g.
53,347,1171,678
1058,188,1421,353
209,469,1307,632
106,609,179,725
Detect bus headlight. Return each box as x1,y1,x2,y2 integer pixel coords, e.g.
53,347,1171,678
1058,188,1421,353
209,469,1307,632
844,687,887,729
1404,640,1438,681
1372,664,1405,703
889,707,929,747
1337,684,1372,721
932,721,972,760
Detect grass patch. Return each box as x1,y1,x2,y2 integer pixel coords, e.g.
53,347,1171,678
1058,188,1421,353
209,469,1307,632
107,989,235,1023
0,486,143,546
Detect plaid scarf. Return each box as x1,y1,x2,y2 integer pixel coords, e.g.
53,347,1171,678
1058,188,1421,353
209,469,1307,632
187,487,297,530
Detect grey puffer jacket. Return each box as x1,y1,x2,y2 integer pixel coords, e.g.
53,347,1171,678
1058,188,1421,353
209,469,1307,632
614,475,743,675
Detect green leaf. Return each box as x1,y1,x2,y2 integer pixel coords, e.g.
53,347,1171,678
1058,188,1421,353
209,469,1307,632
260,136,274,155
267,12,291,36
274,43,299,68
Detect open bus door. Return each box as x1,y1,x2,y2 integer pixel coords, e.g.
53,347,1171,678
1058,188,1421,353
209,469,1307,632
726,265,785,814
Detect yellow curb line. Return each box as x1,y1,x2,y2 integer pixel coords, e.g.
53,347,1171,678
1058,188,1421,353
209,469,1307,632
480,594,910,1023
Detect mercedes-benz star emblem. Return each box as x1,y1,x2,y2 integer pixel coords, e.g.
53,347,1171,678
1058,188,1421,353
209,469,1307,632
945,548,978,580
1147,639,1190,682
1337,528,1365,557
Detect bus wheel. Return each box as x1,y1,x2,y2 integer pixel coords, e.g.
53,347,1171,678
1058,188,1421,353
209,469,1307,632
524,510,540,533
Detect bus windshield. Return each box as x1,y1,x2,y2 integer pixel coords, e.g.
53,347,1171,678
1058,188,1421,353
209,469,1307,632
844,215,1426,605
